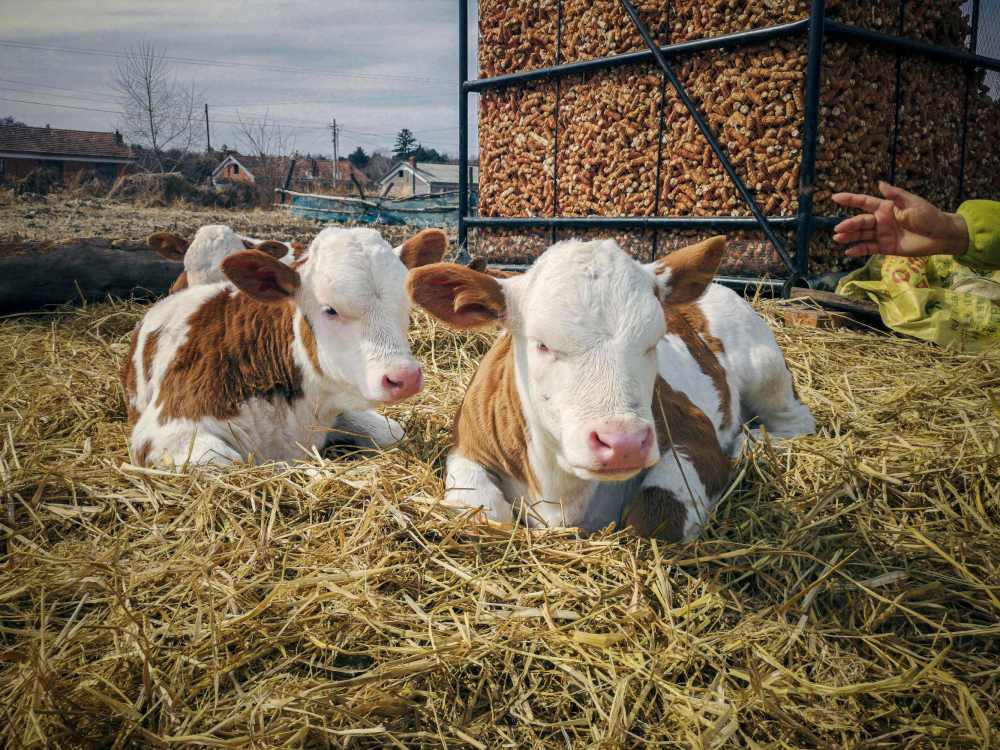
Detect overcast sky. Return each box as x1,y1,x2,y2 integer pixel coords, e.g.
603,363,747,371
0,0,480,158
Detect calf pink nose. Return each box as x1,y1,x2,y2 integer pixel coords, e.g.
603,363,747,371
587,424,655,471
380,366,423,403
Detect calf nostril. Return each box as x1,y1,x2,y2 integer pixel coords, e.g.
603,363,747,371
589,431,612,451
640,426,654,450
383,375,402,390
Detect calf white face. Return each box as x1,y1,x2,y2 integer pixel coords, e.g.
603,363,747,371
222,226,447,406
408,237,724,480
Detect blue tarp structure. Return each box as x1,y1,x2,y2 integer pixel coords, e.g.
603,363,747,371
278,189,478,228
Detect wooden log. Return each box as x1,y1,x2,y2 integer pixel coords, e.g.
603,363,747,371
0,239,182,314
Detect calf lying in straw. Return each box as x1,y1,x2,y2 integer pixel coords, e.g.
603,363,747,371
148,225,449,451
123,227,446,467
408,236,815,540
148,225,308,294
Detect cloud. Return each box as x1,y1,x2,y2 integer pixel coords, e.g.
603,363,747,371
0,0,478,156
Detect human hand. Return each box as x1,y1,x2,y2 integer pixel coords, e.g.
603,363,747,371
832,182,969,258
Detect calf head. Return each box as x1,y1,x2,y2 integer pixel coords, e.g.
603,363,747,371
408,236,725,480
223,227,447,406
150,226,291,289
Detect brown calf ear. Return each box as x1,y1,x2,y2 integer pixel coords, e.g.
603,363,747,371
148,232,189,262
398,228,448,269
651,236,725,305
222,250,301,304
252,240,289,260
468,256,487,272
406,262,506,329
169,270,190,294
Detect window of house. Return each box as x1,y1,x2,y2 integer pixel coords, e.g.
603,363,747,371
398,170,404,177
233,164,239,174
0,159,5,176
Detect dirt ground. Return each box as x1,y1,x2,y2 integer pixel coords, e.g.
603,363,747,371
0,192,427,248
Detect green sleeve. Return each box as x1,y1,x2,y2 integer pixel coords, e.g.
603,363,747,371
957,200,1000,274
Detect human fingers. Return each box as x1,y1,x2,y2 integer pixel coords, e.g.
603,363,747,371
833,229,877,245
833,191,884,213
834,213,876,235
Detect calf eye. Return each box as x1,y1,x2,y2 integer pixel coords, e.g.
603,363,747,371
322,306,339,317
536,342,550,354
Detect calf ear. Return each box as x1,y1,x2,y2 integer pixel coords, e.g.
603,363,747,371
169,270,190,294
468,256,487,272
647,236,725,305
251,240,289,260
407,262,506,329
148,232,189,262
222,250,301,303
397,228,448,269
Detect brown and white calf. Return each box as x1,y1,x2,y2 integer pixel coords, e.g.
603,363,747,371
148,225,308,294
407,236,815,541
122,226,445,467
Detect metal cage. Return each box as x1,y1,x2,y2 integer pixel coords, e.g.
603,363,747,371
457,0,1000,295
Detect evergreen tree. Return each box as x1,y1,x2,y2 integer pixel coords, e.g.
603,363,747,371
348,146,370,169
393,128,417,157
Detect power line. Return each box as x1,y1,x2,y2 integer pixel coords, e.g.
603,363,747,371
0,85,123,106
0,96,331,131
0,77,120,99
0,39,452,87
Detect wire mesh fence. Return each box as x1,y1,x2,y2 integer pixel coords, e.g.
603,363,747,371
460,1,1000,287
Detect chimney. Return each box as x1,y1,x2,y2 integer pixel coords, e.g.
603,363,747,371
408,155,417,168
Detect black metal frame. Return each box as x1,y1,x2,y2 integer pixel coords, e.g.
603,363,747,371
458,0,996,294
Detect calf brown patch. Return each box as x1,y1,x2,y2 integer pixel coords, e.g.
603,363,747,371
651,376,731,499
169,270,190,294
121,324,140,425
665,304,732,430
142,328,161,383
157,289,303,422
621,486,687,541
134,440,153,467
299,313,323,375
453,333,538,496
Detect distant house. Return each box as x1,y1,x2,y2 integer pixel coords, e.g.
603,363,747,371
379,158,479,199
0,123,134,182
212,153,371,194
211,154,256,186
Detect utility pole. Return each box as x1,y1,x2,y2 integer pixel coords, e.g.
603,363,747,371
330,118,340,183
204,103,212,152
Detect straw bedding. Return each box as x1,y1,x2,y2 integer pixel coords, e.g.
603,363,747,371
1,298,998,748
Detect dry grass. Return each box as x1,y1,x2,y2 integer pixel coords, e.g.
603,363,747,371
1,298,998,748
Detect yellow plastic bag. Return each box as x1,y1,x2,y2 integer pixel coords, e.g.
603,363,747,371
836,254,1000,352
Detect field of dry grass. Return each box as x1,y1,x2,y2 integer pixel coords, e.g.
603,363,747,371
0,192,421,248
1,291,998,747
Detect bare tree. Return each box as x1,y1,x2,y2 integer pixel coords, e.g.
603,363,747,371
234,111,295,202
115,42,200,172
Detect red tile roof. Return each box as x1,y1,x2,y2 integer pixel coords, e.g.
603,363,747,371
0,124,133,160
